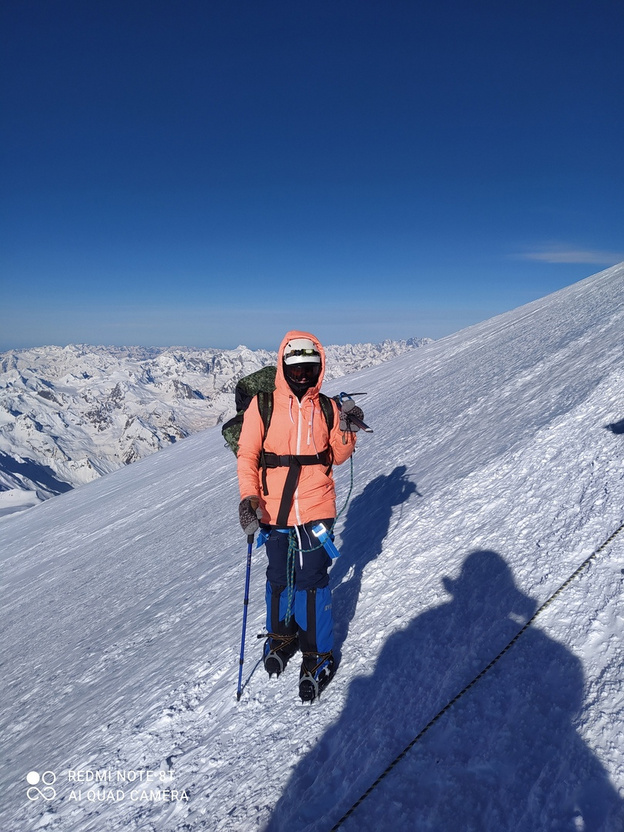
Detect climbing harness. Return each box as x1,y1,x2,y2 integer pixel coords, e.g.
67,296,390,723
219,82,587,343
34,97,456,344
329,517,624,831
263,455,356,627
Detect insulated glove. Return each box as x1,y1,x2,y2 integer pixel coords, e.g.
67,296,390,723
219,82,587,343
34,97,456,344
339,399,364,432
239,496,263,536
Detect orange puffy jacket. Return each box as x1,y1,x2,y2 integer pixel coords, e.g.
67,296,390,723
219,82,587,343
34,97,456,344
237,330,356,527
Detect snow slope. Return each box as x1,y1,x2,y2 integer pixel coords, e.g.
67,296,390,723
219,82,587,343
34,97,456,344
1,264,623,831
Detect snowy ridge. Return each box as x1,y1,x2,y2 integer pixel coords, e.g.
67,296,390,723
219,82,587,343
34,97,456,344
1,264,623,831
0,337,430,515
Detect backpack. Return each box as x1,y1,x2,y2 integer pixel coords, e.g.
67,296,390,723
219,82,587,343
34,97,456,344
221,365,335,456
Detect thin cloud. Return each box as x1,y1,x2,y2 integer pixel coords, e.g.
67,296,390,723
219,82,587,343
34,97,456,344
516,247,624,265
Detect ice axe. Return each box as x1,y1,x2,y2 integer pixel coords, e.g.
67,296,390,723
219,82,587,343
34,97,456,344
333,392,374,433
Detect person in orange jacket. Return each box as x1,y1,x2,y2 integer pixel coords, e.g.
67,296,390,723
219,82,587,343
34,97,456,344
237,331,362,701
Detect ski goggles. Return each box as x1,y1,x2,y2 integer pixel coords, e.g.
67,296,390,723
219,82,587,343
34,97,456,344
284,362,321,383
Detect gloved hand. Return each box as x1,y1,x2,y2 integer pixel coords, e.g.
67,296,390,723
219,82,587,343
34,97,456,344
339,398,364,432
239,496,263,535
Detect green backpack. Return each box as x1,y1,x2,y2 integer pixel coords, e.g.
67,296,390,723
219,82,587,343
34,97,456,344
221,365,334,456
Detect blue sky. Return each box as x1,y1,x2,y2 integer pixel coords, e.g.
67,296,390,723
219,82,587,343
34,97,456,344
1,0,623,350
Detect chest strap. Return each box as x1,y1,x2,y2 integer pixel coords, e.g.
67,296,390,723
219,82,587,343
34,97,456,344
260,449,332,527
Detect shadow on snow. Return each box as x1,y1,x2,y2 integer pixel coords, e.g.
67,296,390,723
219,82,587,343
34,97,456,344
331,464,420,664
266,548,624,832
605,418,624,435
0,451,73,495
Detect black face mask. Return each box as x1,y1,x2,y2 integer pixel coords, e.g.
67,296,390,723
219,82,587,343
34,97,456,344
283,362,321,397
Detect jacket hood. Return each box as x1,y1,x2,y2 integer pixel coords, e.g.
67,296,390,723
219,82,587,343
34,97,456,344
276,330,326,398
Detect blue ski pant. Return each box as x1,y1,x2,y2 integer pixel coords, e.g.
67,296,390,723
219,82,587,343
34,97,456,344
264,522,334,655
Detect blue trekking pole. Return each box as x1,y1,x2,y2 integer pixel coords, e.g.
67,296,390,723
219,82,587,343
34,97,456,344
236,534,254,701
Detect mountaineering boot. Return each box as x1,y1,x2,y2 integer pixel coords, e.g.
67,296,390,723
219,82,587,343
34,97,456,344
264,581,299,677
263,633,299,678
299,651,335,702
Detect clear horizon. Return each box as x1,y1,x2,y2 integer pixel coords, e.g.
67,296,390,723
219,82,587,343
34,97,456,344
2,1,623,351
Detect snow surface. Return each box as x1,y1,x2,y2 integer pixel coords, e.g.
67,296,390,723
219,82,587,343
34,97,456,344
1,264,624,831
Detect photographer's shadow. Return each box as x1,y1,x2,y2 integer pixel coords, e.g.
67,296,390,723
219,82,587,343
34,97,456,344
266,550,624,831
331,465,419,660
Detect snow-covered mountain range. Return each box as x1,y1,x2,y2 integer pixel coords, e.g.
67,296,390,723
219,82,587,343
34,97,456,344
1,264,623,831
0,337,429,516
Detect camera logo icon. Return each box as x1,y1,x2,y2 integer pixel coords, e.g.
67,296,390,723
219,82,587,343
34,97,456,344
26,771,57,801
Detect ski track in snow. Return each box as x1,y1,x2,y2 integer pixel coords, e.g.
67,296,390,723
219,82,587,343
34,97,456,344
1,264,624,831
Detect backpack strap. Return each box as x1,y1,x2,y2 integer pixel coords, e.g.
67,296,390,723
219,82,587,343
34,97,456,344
318,393,335,472
318,393,335,434
265,452,333,527
257,390,274,497
258,392,336,525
